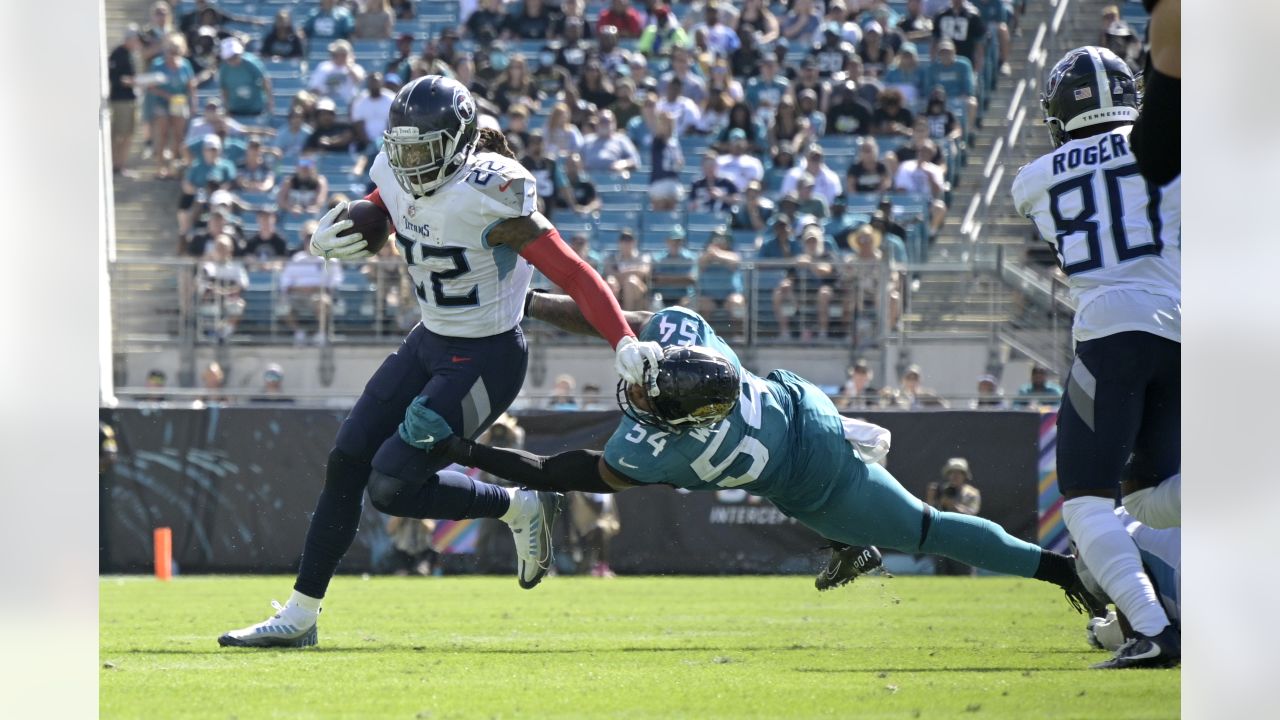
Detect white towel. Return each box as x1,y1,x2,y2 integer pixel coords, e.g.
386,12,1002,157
841,415,892,465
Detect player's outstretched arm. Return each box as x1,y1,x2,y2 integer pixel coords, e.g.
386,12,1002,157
398,397,637,493
525,290,654,337
488,212,662,385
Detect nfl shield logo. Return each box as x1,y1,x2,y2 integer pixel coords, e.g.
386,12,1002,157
1073,86,1093,100
407,204,416,218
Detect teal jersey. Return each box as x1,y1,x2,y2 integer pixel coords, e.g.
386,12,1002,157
219,53,268,115
603,307,865,513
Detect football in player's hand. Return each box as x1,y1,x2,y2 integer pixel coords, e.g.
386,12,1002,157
338,199,392,254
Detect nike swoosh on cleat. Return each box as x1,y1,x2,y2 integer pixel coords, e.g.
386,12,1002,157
1124,644,1163,661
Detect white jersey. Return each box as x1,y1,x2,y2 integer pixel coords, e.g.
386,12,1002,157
1011,126,1180,343
370,150,538,338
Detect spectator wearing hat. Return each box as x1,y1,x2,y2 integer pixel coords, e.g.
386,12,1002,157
605,229,652,310
260,9,304,59
838,359,880,410
277,156,329,216
1014,365,1064,409
715,128,764,194
354,0,395,39
184,205,240,257
218,38,271,118
108,25,142,177
776,221,840,340
241,208,289,262
759,214,801,259
350,73,395,151
689,151,740,214
146,32,196,179
843,223,902,335
179,134,238,238
932,0,986,79
781,0,823,42
308,40,366,110
183,99,250,156
899,364,948,408
883,43,926,109
858,21,895,77
598,0,645,39
581,109,641,177
647,112,686,211
793,175,830,222
252,364,294,405
304,0,354,41
924,38,978,132
795,88,828,138
971,374,1004,408
868,205,910,264
927,458,982,574
781,145,841,207
637,4,691,57
733,0,780,45
303,98,356,153
1102,18,1141,73
898,0,935,41
650,227,699,308
697,227,746,331
730,180,774,232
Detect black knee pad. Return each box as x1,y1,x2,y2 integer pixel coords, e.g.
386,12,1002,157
367,470,409,514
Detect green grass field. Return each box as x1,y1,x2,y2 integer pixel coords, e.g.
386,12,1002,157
100,574,1179,719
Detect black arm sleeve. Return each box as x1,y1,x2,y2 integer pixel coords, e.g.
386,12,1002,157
1129,67,1180,186
440,438,620,493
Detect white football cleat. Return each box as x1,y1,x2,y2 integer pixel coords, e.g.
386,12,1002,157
217,601,318,648
507,490,563,589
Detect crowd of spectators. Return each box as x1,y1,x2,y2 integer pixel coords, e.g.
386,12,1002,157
108,0,1022,345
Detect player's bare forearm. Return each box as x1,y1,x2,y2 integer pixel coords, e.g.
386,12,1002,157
527,291,653,337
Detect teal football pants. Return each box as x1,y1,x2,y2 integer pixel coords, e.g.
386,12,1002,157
781,463,1043,578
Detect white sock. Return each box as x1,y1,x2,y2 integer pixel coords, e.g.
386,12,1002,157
1062,496,1170,636
287,590,322,615
1122,474,1181,529
499,486,528,524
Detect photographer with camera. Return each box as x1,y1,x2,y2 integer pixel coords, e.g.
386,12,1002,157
926,458,983,576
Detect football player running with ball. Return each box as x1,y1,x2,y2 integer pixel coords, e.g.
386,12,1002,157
396,293,1100,615
219,77,662,648
1010,47,1181,668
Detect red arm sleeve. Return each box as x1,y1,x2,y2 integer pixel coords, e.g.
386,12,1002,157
519,228,635,349
363,188,397,232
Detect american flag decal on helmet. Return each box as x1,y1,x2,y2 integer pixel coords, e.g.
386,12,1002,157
1074,87,1093,100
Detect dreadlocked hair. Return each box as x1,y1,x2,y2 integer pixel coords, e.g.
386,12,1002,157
476,127,517,160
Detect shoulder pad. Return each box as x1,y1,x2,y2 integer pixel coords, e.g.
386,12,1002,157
465,152,538,218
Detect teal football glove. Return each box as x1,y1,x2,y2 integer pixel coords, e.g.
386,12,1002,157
398,397,455,452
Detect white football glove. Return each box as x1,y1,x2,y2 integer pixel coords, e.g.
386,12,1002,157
614,336,664,395
310,201,373,261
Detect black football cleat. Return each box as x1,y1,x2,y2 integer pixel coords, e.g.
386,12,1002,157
815,544,884,592
1091,623,1180,669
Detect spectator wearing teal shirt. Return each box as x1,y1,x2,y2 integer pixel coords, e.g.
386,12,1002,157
217,38,271,117
883,44,927,110
179,135,238,237
305,0,354,40
1013,365,1064,409
696,228,746,334
146,35,196,179
924,39,978,130
650,227,699,307
744,55,790,111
